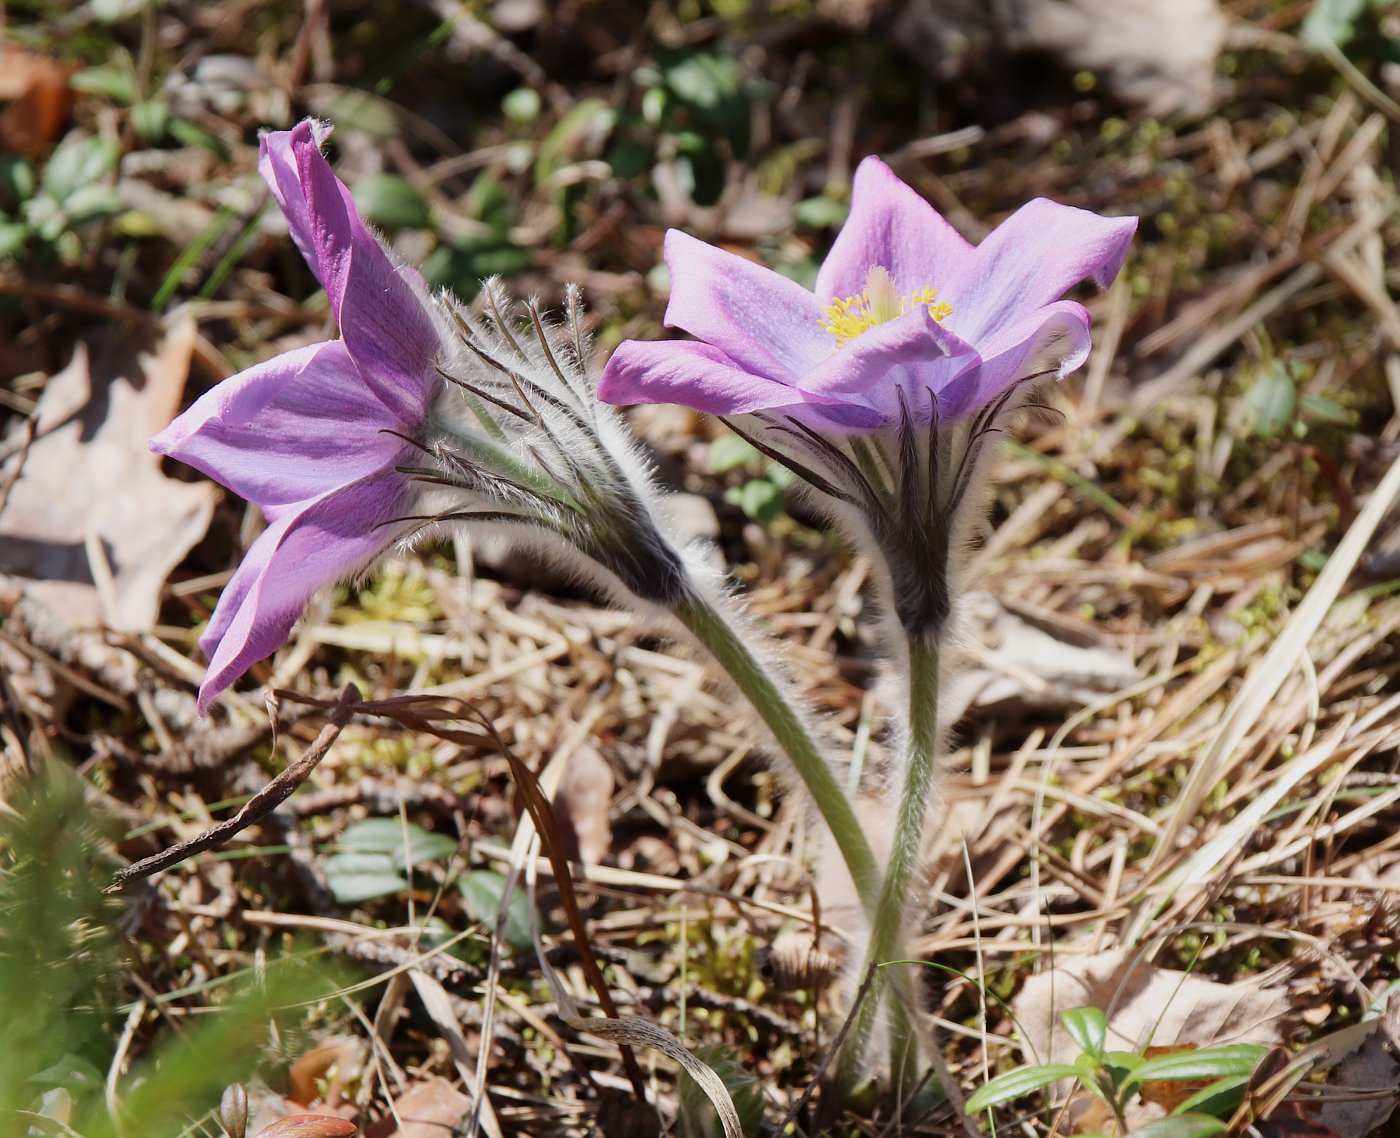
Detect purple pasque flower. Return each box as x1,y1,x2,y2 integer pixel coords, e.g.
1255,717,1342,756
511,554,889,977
598,156,1137,429
151,120,443,712
600,158,1136,636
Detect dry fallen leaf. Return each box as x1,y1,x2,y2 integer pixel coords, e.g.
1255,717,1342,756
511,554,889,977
361,1078,472,1138
947,592,1142,720
251,1116,358,1138
1013,948,1289,1123
0,44,76,153
894,0,1224,118
1014,0,1226,117
1137,1044,1221,1113
1316,992,1400,1138
553,742,614,867
0,319,215,632
288,1038,363,1108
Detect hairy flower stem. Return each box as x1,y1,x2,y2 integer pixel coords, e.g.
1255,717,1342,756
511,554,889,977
839,633,940,1090
671,591,883,919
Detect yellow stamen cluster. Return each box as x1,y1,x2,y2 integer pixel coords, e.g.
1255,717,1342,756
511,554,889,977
818,266,954,349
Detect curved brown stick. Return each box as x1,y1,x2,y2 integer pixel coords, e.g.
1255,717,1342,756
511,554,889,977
111,684,360,887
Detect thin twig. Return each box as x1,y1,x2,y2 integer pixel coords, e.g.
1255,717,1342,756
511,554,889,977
777,961,880,1135
110,684,360,886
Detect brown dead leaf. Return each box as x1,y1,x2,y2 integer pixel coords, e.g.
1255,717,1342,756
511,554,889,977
0,319,215,632
1137,1044,1218,1113
251,1116,358,1138
1316,992,1400,1138
948,592,1142,720
1013,948,1289,1122
553,742,614,867
1013,0,1226,117
361,1078,472,1138
895,0,1224,118
0,45,76,153
288,1038,363,1107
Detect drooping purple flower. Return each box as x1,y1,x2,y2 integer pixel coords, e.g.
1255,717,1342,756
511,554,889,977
151,121,444,712
598,156,1137,429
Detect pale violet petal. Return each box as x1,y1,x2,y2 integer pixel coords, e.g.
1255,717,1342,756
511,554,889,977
815,156,974,303
599,338,812,416
663,230,831,383
195,471,413,712
947,199,1136,344
150,340,410,507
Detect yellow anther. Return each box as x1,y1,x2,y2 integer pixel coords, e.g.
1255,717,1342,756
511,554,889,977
818,266,953,349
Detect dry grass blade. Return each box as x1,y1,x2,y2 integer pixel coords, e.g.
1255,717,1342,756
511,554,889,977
407,969,506,1138
338,693,650,1101
1141,448,1400,894
563,1016,743,1138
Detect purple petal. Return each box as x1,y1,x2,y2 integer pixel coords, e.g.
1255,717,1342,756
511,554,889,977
150,340,410,507
816,157,974,303
663,230,831,383
799,305,978,402
936,300,1093,419
600,339,812,416
948,199,1136,345
293,134,437,420
195,471,413,712
258,120,331,283
270,123,437,424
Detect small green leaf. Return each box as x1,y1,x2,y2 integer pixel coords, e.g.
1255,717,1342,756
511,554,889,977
1242,362,1295,439
535,98,613,184
765,461,798,490
641,86,667,126
324,90,399,138
1062,1006,1108,1059
793,195,850,229
1300,0,1371,49
69,64,139,104
662,52,744,115
458,869,533,950
0,221,27,259
1300,392,1353,425
321,852,407,903
131,99,170,143
709,434,760,473
1173,1074,1251,1118
502,87,542,124
40,134,119,203
338,818,458,870
353,174,431,231
1123,1113,1226,1138
1297,548,1328,573
964,1063,1083,1112
729,478,785,524
91,0,149,22
1103,1049,1145,1090
61,184,123,227
29,1054,104,1092
1124,1044,1266,1092
0,155,35,208
167,117,230,158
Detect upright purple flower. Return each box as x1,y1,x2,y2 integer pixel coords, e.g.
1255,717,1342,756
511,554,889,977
599,157,1136,634
599,156,1137,430
151,121,445,711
